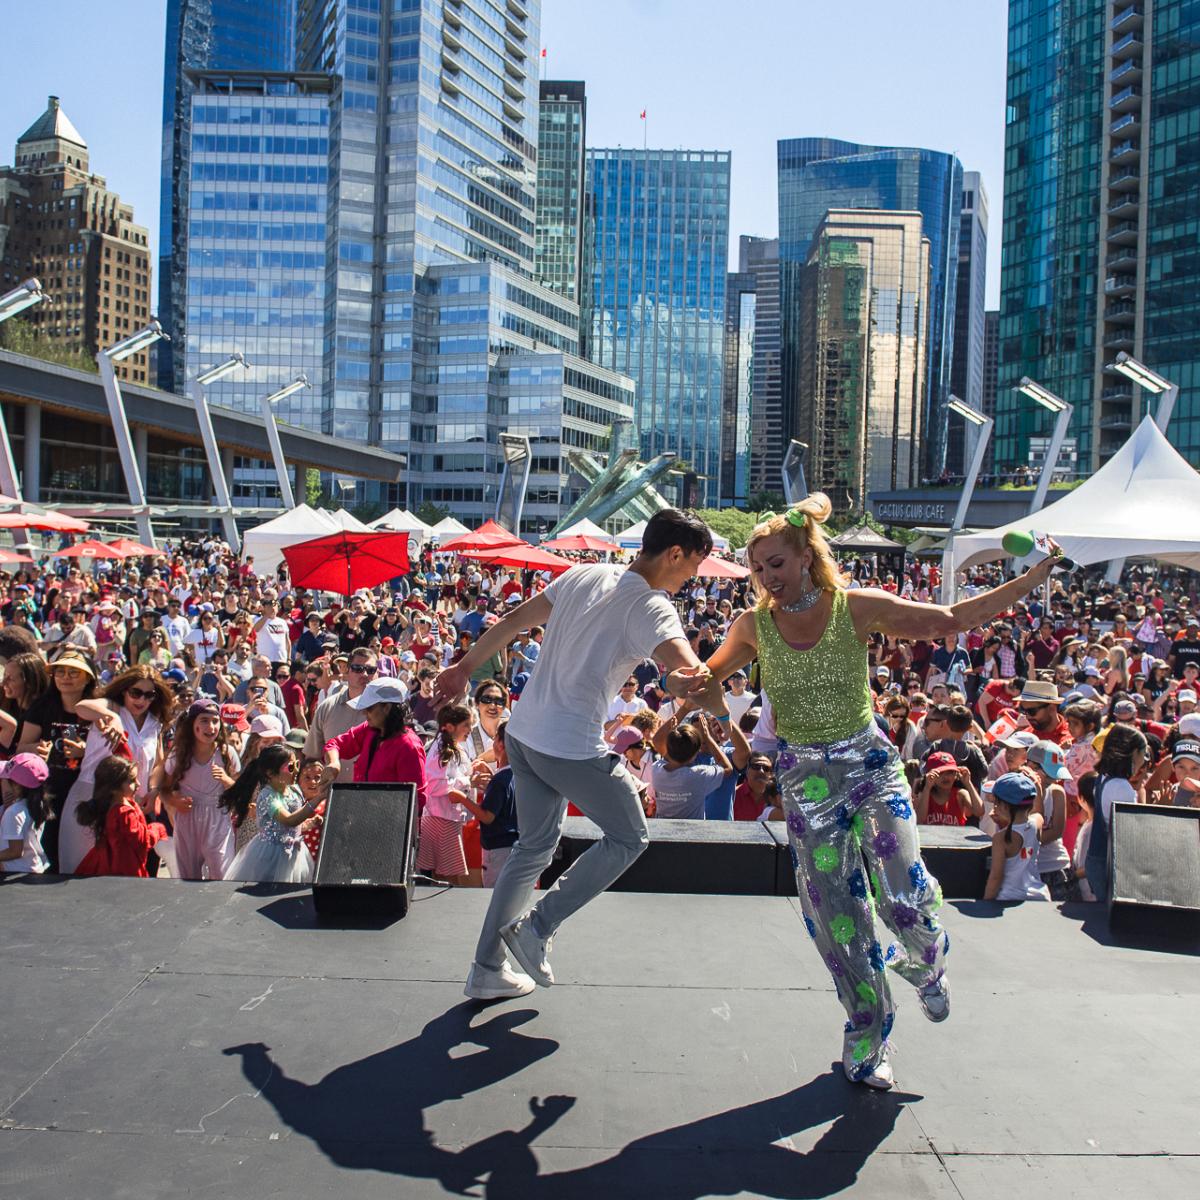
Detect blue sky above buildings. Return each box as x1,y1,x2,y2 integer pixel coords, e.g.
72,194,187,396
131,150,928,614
2,1,1008,306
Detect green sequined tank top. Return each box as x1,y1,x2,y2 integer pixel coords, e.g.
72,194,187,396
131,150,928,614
754,589,875,745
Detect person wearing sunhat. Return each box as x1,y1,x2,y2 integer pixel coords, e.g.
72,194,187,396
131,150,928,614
1016,678,1070,746
320,676,426,800
1025,740,1073,899
17,648,97,872
983,772,1051,902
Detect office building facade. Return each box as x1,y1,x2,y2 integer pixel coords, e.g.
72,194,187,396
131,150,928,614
535,80,587,306
796,210,930,513
586,147,731,504
982,308,1000,475
778,137,961,479
721,263,755,507
181,71,332,504
0,97,153,383
999,0,1200,473
742,236,782,500
947,171,989,475
159,0,297,391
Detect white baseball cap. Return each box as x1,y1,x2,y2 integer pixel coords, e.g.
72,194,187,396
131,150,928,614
348,678,409,709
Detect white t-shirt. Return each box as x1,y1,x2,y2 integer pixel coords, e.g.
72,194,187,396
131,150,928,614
507,564,683,759
255,617,291,663
184,625,221,665
162,613,192,653
0,800,48,873
1097,775,1137,821
606,696,642,723
726,689,757,726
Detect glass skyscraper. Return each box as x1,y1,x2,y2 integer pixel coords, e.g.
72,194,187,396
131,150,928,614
159,0,297,390
721,260,756,508
742,237,782,499
777,137,962,479
536,80,587,306
182,71,331,502
797,211,930,513
999,1,1200,473
586,147,731,504
948,172,988,475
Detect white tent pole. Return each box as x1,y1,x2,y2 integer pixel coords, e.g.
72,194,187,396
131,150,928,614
1029,403,1073,516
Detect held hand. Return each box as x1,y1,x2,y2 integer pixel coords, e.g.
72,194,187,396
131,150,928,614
35,740,52,761
62,737,87,759
319,763,338,788
665,664,712,699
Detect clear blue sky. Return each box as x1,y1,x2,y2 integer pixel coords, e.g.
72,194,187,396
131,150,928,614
2,0,1009,304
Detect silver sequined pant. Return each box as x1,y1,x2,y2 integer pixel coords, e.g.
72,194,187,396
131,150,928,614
776,722,949,1080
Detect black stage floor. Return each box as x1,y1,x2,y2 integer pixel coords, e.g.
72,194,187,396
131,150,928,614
0,876,1197,1199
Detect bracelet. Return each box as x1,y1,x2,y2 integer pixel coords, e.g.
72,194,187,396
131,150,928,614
715,713,731,724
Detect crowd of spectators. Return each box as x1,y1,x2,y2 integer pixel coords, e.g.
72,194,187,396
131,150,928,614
0,533,1194,908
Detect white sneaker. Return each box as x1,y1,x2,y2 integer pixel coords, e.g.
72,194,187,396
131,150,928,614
845,1049,894,1091
918,977,950,1023
501,916,554,987
464,961,535,1001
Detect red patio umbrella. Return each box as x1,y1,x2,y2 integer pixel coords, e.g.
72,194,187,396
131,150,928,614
283,530,411,596
0,548,34,564
52,539,126,559
694,555,750,579
541,533,616,553
460,543,573,575
0,509,89,533
106,537,161,557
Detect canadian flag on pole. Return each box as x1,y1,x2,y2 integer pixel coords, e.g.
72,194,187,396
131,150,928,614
541,48,547,57
640,109,647,119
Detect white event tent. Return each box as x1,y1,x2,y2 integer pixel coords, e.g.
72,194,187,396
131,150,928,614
555,517,614,541
240,504,338,576
429,515,471,544
614,518,730,553
369,508,432,557
951,416,1200,575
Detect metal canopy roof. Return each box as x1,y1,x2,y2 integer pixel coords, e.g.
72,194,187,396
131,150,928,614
0,351,404,482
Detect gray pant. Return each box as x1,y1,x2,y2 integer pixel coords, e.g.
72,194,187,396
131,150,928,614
474,734,649,972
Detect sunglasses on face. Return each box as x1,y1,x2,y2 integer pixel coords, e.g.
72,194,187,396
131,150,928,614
479,695,505,706
749,764,772,773
128,687,157,700
349,664,378,676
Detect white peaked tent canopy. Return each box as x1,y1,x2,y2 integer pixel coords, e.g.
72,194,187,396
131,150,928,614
951,416,1200,575
556,516,615,541
613,518,730,553
429,515,470,544
240,504,338,576
329,508,371,531
371,508,431,536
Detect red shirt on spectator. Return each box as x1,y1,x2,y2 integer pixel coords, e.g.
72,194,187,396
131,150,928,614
733,781,764,821
75,802,167,878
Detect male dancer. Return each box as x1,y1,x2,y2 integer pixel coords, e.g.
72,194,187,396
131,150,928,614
435,509,719,1000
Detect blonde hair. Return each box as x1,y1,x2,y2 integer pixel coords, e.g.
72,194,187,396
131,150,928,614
745,493,847,610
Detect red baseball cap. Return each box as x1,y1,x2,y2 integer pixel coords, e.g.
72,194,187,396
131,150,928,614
924,751,959,776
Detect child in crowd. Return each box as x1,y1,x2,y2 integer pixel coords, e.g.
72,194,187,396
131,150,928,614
986,729,1038,782
649,706,734,820
1025,741,1072,898
984,772,1051,902
0,753,50,874
297,757,328,863
915,751,983,826
418,703,473,882
1072,773,1097,901
457,720,519,887
75,756,167,878
222,745,316,884
1169,739,1200,808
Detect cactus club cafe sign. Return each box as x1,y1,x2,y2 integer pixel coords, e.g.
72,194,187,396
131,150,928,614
872,499,951,525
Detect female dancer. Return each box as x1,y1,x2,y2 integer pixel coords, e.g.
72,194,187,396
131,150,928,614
688,495,1061,1089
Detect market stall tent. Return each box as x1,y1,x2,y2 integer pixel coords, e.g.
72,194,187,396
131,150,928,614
951,416,1200,575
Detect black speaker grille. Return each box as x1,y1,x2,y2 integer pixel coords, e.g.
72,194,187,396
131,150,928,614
1111,804,1200,911
314,784,415,888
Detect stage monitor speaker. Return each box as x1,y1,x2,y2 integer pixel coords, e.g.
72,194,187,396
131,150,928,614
1109,802,1200,923
312,782,418,919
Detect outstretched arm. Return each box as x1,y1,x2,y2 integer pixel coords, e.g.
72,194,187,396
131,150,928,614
848,550,1059,641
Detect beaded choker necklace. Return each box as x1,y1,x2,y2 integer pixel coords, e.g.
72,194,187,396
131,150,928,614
778,586,822,614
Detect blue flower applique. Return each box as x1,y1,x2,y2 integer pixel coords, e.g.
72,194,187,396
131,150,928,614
869,941,885,972
835,804,852,831
887,795,912,820
908,861,929,892
864,748,890,771
804,914,817,939
848,869,868,900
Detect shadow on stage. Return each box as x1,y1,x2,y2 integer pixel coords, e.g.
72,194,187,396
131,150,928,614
225,1002,918,1199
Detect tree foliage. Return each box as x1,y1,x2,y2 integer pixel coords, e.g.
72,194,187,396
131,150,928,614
415,501,450,527
0,317,97,374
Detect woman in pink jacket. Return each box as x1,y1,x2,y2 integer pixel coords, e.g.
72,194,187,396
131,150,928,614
321,678,427,808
